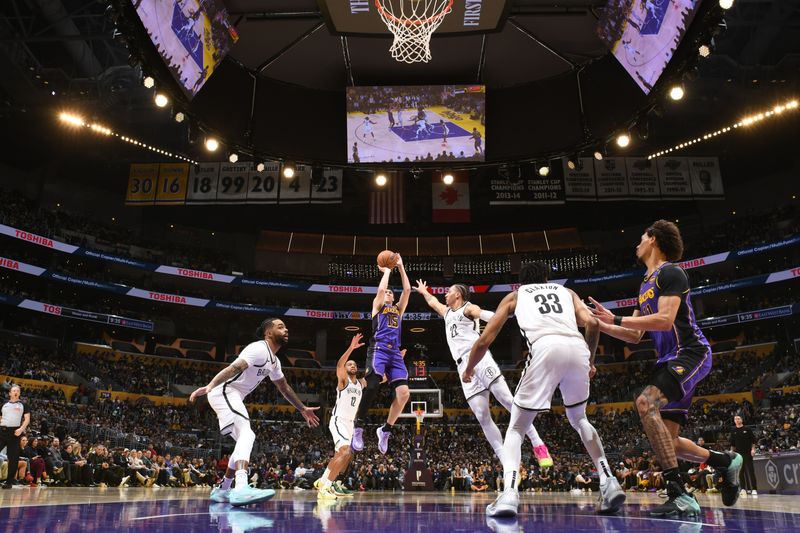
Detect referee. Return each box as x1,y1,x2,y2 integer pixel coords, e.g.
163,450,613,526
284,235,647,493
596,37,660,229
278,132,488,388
1,385,30,489
730,414,757,495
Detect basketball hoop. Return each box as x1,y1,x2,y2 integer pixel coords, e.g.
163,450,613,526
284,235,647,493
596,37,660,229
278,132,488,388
374,0,454,64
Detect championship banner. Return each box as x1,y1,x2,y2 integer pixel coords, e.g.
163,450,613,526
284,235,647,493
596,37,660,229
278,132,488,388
624,157,660,199
155,163,189,204
656,157,692,198
125,163,159,205
563,158,597,200
279,164,312,204
246,161,280,204
186,162,220,205
525,163,566,205
594,157,629,200
688,157,725,198
216,161,251,203
310,167,343,204
432,170,470,222
488,171,526,205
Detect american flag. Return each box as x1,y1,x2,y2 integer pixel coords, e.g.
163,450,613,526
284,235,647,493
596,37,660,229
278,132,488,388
369,172,405,224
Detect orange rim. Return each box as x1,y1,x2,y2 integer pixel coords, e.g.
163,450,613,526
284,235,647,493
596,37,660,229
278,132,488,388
375,0,454,26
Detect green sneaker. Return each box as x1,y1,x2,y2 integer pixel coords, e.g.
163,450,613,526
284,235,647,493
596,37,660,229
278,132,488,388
715,452,743,507
334,481,353,496
649,482,700,517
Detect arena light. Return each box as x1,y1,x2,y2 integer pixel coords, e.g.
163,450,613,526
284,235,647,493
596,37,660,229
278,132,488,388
698,44,711,58
174,112,185,123
143,76,155,89
648,97,798,159
154,93,169,108
256,162,265,172
593,151,603,161
344,325,361,332
282,162,295,179
538,164,550,177
719,0,733,9
228,153,239,163
409,327,426,333
442,172,454,185
616,133,631,148
375,173,388,187
205,137,219,152
669,85,685,101
59,112,85,127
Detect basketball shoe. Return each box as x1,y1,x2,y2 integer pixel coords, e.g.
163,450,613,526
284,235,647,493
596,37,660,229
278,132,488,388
486,489,519,517
715,452,743,506
533,444,553,468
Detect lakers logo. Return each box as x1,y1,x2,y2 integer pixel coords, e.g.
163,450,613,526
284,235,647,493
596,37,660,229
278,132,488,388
673,365,685,376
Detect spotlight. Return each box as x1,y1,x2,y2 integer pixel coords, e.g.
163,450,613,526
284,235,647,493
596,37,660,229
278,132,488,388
205,137,219,152
698,44,711,57
593,151,603,161
154,93,169,107
669,85,685,101
719,0,733,9
442,172,454,185
538,164,550,177
256,162,265,172
283,162,295,179
174,112,185,123
229,153,239,163
59,112,85,126
143,76,155,88
616,133,631,148
375,173,387,187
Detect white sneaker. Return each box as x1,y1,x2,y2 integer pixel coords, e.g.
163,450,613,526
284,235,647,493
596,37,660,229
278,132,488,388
486,489,519,517
210,486,230,503
119,476,130,487
750,490,758,496
597,478,626,514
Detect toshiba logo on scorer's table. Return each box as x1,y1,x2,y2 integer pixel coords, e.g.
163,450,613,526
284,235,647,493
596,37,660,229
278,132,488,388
177,268,214,280
15,230,54,248
148,292,187,304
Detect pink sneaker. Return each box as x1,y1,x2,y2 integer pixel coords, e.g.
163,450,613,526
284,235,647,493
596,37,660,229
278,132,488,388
534,444,553,468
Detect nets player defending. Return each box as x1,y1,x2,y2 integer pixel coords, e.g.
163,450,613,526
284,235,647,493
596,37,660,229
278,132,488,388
315,334,366,500
588,220,742,517
464,262,624,517
190,318,320,506
415,280,553,468
351,255,412,454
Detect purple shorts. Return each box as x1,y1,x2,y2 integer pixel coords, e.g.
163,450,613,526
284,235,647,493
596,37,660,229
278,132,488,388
366,343,408,383
652,347,712,423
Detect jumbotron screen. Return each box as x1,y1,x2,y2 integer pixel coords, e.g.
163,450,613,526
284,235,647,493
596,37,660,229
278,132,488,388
346,85,486,164
132,0,238,98
597,0,703,94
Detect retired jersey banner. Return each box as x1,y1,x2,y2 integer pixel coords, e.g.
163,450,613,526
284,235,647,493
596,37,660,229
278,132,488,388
155,163,189,204
125,163,159,205
246,161,280,204
310,167,343,204
625,158,660,199
432,170,470,222
279,164,312,204
216,162,251,203
186,163,220,205
563,158,596,200
688,157,725,198
656,157,692,199
594,158,629,200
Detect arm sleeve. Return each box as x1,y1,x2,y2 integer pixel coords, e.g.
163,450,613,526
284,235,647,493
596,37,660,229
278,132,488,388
656,265,690,296
269,356,285,382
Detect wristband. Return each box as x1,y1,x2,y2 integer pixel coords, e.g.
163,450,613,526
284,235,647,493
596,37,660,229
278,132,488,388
613,315,623,326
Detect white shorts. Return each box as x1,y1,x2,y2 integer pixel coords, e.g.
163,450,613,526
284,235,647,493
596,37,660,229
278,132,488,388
514,335,591,411
207,386,250,437
329,416,354,451
459,353,504,401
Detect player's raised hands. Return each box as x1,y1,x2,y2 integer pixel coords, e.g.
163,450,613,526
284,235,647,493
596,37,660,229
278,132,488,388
301,406,321,428
378,266,392,275
395,254,404,267
587,297,615,324
349,333,365,351
414,279,429,294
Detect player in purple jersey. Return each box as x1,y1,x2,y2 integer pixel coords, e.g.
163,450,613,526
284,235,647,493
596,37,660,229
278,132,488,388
351,255,412,455
588,220,742,517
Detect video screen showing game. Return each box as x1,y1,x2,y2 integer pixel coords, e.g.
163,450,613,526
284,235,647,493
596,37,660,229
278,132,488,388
597,0,702,94
346,85,486,163
132,0,238,98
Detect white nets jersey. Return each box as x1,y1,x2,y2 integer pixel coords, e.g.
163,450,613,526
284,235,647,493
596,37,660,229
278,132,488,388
444,303,480,362
216,340,284,398
516,284,585,347
331,378,363,422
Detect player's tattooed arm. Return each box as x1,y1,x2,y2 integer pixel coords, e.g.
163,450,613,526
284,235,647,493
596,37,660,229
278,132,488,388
570,290,600,377
415,279,447,317
463,291,516,382
273,378,320,427
189,358,249,402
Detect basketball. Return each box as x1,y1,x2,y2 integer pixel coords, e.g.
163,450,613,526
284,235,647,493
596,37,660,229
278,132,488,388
377,249,398,269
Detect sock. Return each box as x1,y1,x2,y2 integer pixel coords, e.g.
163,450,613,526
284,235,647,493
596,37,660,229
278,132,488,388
596,457,612,484
382,422,393,433
322,479,332,489
220,476,233,490
706,450,732,469
322,468,331,481
234,469,248,490
663,468,685,493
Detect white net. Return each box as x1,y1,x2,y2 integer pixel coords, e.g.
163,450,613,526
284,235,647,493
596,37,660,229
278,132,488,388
375,0,454,64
